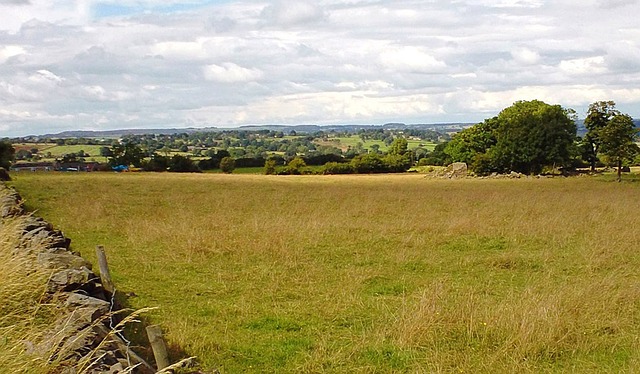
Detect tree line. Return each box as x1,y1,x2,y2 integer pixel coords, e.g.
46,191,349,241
2,100,638,179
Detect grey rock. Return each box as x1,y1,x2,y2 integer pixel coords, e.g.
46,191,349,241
49,267,96,293
64,293,111,327
37,253,92,270
65,293,111,313
23,216,54,232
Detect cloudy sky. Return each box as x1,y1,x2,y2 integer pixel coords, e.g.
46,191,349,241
1,0,639,136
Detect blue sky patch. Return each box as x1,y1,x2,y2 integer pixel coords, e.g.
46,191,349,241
93,1,226,18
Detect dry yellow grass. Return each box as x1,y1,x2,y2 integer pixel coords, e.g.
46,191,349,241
9,172,640,373
0,213,56,373
0,185,151,373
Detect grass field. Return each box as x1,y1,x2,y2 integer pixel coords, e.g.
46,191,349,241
11,143,109,163
8,172,640,373
318,137,436,152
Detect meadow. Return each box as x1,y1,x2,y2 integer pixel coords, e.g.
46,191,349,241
12,143,108,163
8,172,640,373
318,136,436,152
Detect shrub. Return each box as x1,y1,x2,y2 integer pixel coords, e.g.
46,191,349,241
382,154,411,173
264,159,277,175
220,157,236,174
323,162,354,174
286,157,306,175
168,154,200,172
142,154,170,172
351,153,384,173
235,157,266,168
303,153,345,166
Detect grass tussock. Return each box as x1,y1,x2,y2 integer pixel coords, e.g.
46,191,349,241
9,172,640,373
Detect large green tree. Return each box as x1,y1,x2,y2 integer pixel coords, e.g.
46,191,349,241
445,100,576,175
583,101,621,171
598,113,639,182
108,141,144,167
493,100,576,174
388,138,408,155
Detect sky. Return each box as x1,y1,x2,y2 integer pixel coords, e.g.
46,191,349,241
1,0,639,137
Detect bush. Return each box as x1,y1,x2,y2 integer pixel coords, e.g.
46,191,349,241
142,154,170,172
416,158,431,166
323,162,354,174
351,153,385,173
303,153,345,166
198,157,220,170
382,154,411,173
286,157,307,175
235,157,266,168
470,153,494,176
220,157,235,174
264,159,277,175
168,155,200,172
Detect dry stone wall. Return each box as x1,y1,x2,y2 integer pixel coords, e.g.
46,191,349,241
1,183,154,373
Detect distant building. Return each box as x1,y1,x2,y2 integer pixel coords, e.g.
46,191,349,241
58,162,101,172
10,161,57,172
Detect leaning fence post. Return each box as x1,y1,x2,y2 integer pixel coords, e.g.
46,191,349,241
146,324,171,370
95,245,115,294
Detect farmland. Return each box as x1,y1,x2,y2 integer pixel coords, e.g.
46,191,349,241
12,143,108,163
8,172,640,373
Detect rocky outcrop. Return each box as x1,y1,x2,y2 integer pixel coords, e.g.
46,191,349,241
435,162,468,178
1,183,154,373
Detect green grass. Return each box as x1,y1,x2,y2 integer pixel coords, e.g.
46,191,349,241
42,144,105,157
321,137,436,152
12,144,108,163
8,172,640,373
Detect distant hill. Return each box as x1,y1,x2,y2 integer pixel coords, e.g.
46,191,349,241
38,123,474,139
41,127,220,138
30,118,640,139
575,119,640,136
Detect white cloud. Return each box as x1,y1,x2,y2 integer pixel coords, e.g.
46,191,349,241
31,69,63,83
0,45,25,63
559,56,607,75
151,41,207,60
203,63,263,83
379,47,447,73
511,47,541,65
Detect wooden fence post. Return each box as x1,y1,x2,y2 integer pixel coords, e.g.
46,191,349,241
146,324,171,370
95,245,115,294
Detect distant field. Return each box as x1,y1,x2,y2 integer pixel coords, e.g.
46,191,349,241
12,143,108,163
13,143,105,156
9,172,640,373
318,137,436,152
44,144,105,157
